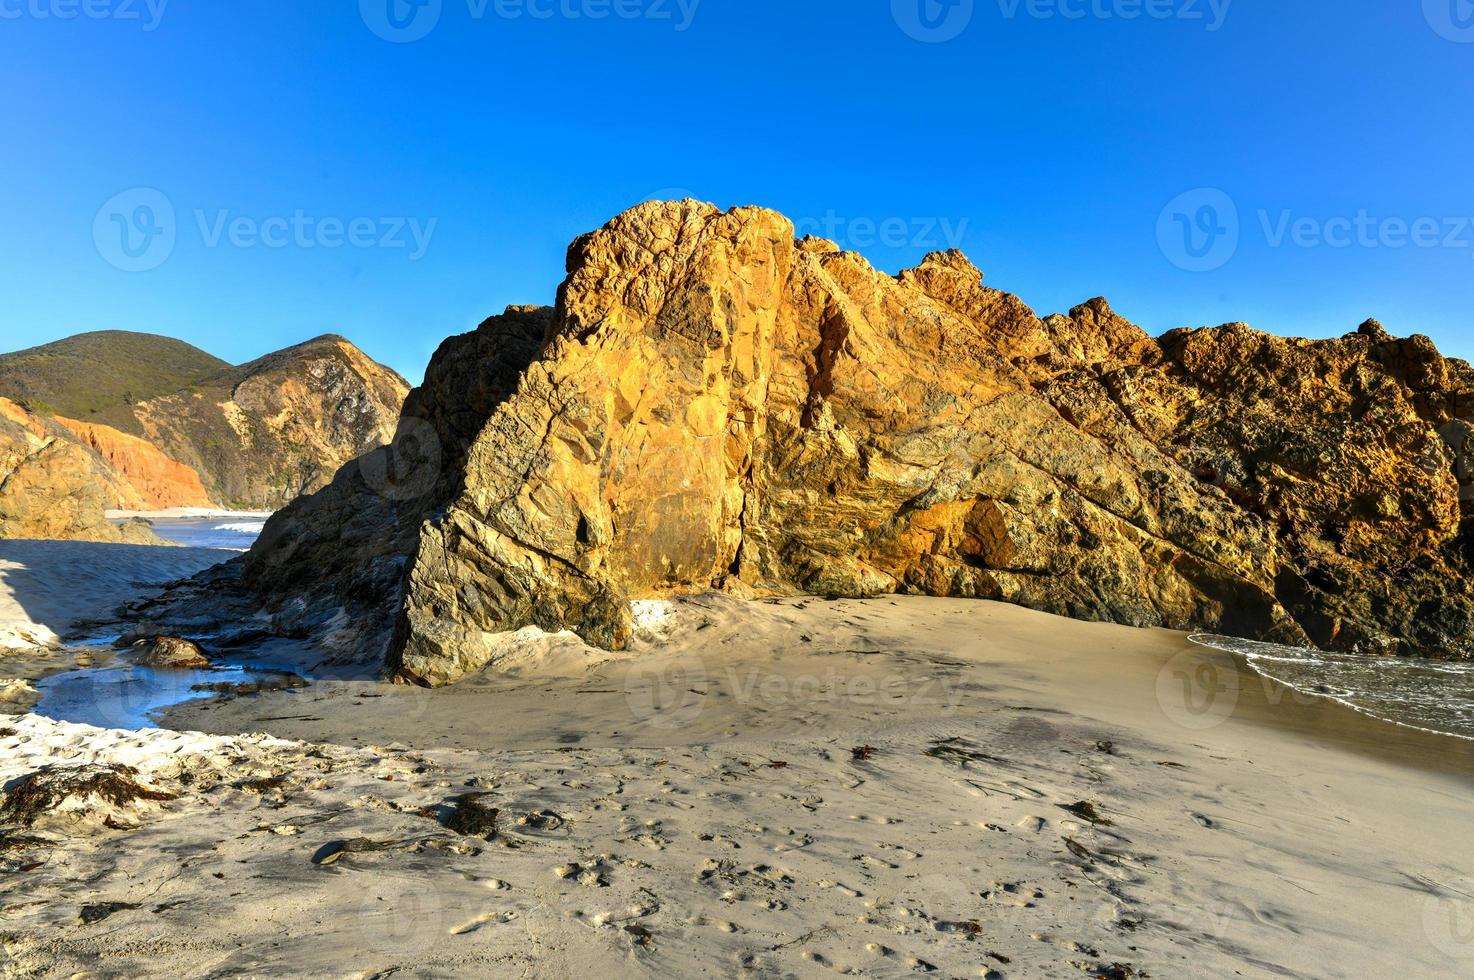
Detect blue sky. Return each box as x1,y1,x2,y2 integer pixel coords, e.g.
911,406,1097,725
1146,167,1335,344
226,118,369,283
3,0,1473,382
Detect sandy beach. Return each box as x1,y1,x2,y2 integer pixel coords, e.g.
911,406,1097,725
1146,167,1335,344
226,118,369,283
0,543,1467,977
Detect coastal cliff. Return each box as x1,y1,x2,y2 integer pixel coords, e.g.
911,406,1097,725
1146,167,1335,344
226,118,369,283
0,331,409,518
132,335,411,509
219,201,1474,683
53,417,212,510
0,398,159,543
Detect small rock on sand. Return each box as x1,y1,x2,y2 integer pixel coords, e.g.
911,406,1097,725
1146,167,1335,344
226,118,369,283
133,637,210,670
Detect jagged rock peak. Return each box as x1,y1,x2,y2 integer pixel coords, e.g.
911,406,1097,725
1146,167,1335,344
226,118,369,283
225,200,1474,685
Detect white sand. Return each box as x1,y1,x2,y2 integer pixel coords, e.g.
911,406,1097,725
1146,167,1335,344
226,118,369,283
1,553,1472,977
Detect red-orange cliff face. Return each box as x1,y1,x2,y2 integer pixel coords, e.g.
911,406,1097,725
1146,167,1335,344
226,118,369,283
0,398,159,543
54,417,212,510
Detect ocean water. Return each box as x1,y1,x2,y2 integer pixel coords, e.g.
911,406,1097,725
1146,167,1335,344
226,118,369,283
29,516,278,729
145,516,268,551
1190,634,1474,742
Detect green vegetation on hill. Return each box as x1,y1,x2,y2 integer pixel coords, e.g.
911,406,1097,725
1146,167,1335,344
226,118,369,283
0,331,232,435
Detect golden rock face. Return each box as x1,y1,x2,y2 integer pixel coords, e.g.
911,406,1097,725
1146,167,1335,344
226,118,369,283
0,398,158,544
245,201,1474,685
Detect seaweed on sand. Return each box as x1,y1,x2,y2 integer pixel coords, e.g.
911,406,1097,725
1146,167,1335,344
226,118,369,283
0,765,175,827
924,737,1008,767
1057,801,1113,826
444,793,500,840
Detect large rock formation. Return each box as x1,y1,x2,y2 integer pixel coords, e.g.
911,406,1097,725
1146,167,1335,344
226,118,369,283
235,201,1474,685
0,333,410,511
0,399,158,544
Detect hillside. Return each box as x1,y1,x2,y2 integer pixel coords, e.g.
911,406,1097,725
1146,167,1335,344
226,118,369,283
134,335,412,508
0,331,410,515
0,332,231,435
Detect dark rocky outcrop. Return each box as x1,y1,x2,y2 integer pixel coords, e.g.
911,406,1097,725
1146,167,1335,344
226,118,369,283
211,201,1474,684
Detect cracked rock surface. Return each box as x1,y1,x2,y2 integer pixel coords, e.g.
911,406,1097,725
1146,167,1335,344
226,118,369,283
232,201,1474,684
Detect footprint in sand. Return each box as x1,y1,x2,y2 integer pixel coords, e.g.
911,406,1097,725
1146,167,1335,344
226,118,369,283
516,810,569,835
854,853,901,871
981,881,1044,908
685,914,739,933
618,817,670,850
773,831,815,853
554,861,611,887
818,879,864,898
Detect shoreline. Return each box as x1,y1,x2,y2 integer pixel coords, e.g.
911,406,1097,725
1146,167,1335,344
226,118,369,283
161,594,1474,782
3,547,1473,975
104,507,275,521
